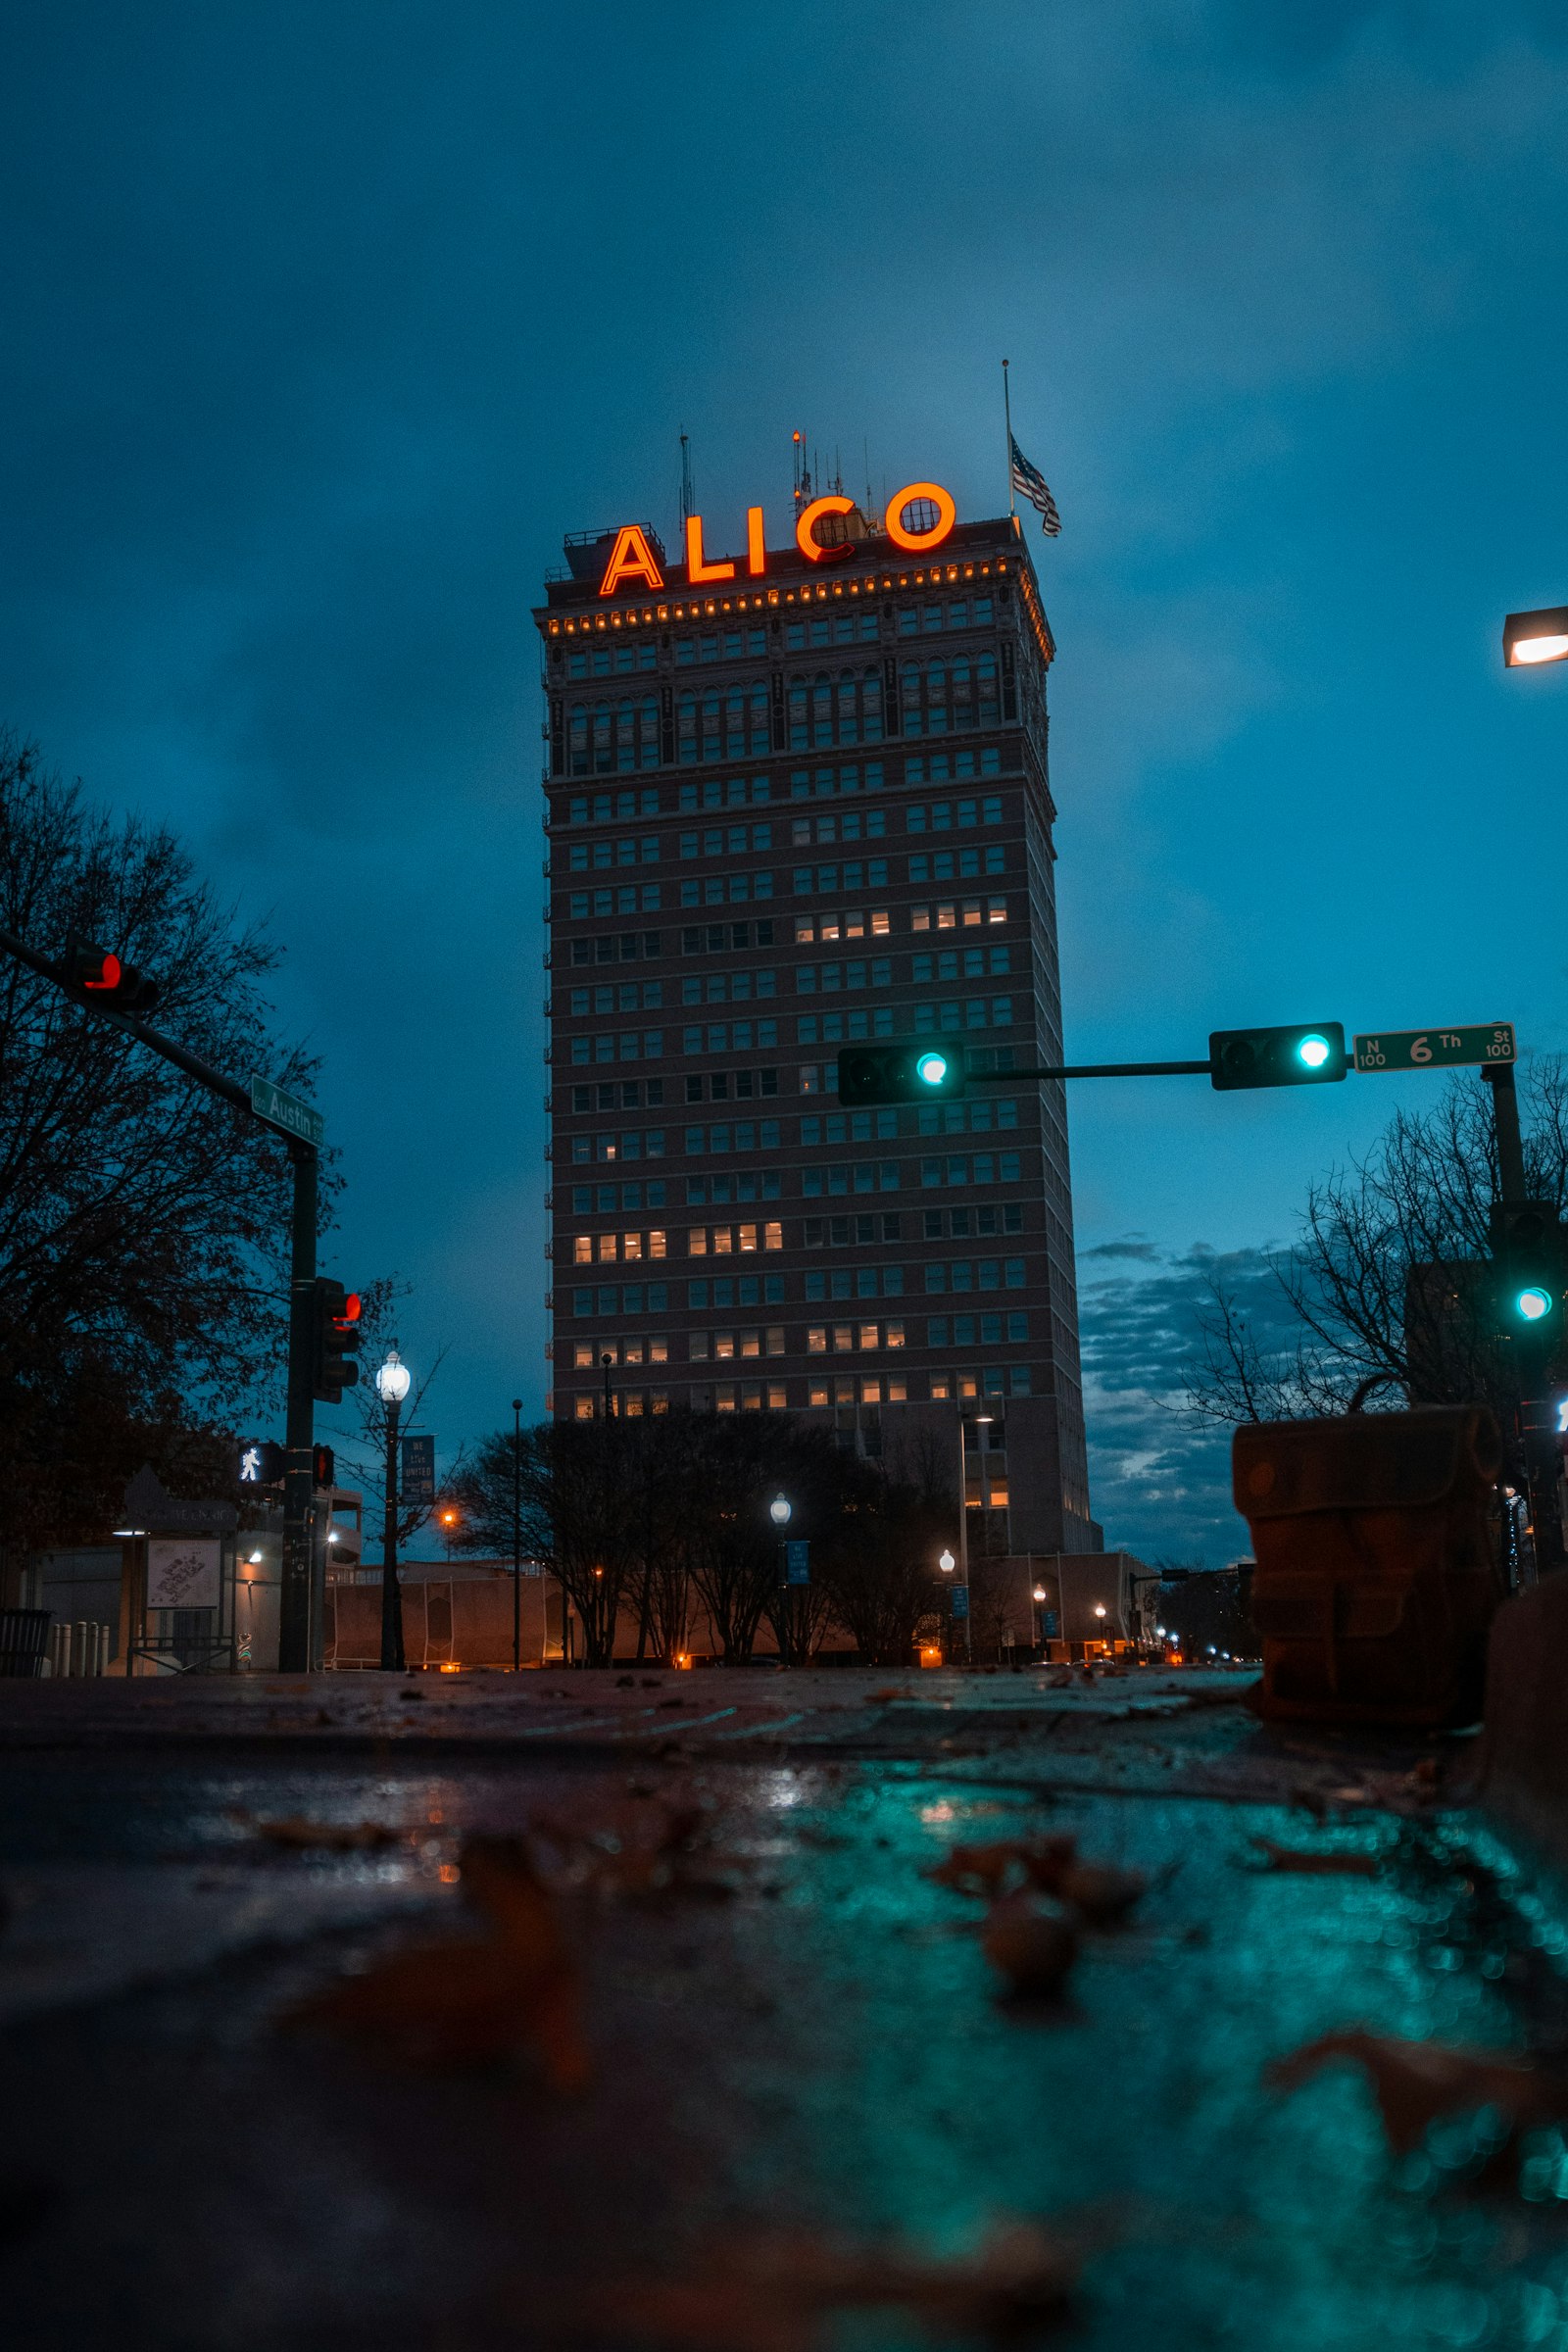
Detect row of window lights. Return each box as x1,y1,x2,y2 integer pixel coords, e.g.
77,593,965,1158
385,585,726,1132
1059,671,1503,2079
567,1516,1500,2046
572,1226,784,1263
566,1372,1026,1416
548,561,1009,634
560,595,1000,675
561,900,1007,971
562,1198,1025,1242
564,800,1004,864
570,1364,1034,1392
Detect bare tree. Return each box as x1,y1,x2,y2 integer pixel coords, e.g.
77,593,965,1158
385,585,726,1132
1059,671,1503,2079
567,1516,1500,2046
0,735,326,1551
1187,1059,1568,1428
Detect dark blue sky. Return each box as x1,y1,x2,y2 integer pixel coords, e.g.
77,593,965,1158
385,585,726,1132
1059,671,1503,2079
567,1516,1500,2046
3,2,1566,1558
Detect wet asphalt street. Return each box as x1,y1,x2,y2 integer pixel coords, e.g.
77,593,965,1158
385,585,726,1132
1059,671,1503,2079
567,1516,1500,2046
2,1665,1567,2351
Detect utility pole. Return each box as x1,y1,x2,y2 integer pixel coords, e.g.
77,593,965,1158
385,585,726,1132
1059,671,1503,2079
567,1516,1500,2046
1484,1062,1565,1577
512,1397,523,1673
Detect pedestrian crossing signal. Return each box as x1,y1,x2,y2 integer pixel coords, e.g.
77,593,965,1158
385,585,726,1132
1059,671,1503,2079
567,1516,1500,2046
837,1042,967,1106
1208,1022,1348,1091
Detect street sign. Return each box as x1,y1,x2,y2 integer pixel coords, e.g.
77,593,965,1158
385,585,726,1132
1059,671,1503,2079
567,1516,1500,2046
784,1540,810,1586
950,1586,969,1620
250,1075,324,1148
1352,1022,1515,1075
401,1435,435,1504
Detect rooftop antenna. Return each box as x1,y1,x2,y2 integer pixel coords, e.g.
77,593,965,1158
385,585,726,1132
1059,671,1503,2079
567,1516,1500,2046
793,429,810,512
833,444,843,496
863,438,873,522
679,430,695,528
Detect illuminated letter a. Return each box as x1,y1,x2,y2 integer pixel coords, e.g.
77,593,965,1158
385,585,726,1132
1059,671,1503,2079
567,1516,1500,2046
599,525,664,597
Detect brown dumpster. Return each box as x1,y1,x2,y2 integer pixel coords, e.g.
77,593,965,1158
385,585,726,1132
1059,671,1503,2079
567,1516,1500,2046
1233,1405,1505,1728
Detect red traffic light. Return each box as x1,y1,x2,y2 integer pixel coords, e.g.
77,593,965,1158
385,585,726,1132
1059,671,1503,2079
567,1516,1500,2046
339,1293,361,1326
64,937,159,1012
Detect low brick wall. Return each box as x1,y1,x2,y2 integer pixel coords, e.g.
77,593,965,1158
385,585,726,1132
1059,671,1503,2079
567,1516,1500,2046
325,1575,550,1670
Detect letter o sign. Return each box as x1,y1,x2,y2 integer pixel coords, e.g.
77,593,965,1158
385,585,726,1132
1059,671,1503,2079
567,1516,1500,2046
885,481,956,554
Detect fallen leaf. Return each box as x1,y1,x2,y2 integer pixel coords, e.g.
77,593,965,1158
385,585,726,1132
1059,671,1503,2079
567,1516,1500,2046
242,1813,401,1852
284,1835,588,2089
1266,2031,1568,2156
1251,1838,1379,1878
578,2218,1081,2347
983,1898,1078,1998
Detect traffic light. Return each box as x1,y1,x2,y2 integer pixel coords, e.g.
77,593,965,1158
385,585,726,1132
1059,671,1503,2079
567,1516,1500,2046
312,1444,336,1491
311,1281,362,1402
1492,1203,1564,1347
63,936,160,1013
837,1040,967,1107
1208,1022,1348,1092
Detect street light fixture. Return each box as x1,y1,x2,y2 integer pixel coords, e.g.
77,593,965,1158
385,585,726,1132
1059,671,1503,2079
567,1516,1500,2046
939,1548,956,1574
1503,605,1568,668
374,1348,411,1672
1032,1582,1048,1657
769,1494,793,1527
770,1493,798,1666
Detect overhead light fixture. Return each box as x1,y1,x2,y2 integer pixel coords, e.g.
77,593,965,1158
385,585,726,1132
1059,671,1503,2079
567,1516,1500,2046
1503,605,1568,667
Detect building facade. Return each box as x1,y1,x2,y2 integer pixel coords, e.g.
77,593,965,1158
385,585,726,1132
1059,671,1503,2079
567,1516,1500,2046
533,491,1100,1553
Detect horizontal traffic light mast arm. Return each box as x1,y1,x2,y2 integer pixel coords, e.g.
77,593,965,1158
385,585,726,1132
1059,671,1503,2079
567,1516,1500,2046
0,918,256,1126
970,1058,1215,1082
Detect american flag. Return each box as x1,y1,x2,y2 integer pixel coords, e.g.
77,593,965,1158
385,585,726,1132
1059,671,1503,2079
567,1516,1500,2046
1009,435,1061,536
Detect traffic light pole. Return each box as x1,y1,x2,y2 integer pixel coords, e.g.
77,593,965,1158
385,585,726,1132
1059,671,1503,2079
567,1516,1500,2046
0,921,323,1666
1483,1063,1564,1579
279,1143,318,1673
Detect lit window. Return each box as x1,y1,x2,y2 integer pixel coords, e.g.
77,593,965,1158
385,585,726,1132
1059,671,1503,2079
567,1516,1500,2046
650,1339,669,1363
870,909,890,935
573,1396,596,1420
808,1326,828,1353
573,1342,596,1368
834,1323,855,1352
861,1378,881,1404
688,1229,707,1255
930,1372,953,1399
961,899,982,926
622,1339,644,1365
739,1224,758,1252
573,1236,593,1264
911,906,931,932
808,1378,830,1405
597,1235,617,1263
886,1321,906,1348
859,1322,879,1351
649,1230,666,1259
622,1393,644,1417
715,1332,736,1360
768,1382,788,1409
713,1228,734,1254
795,917,815,943
937,903,956,929
800,1064,822,1094
988,897,1006,924
886,1374,907,1401
740,1331,761,1358
843,910,864,938
764,1222,783,1250
622,1232,642,1261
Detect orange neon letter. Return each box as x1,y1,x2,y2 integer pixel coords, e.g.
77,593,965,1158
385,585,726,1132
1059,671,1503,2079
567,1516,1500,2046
884,481,956,554
746,506,765,576
598,525,664,596
796,494,856,564
684,514,736,585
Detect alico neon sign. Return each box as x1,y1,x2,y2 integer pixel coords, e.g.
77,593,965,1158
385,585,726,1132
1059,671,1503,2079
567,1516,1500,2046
597,481,957,597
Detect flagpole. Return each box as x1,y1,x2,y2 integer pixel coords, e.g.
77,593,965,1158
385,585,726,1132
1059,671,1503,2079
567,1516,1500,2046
1002,358,1015,517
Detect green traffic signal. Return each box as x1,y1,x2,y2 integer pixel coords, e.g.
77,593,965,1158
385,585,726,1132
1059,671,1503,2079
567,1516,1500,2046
1516,1286,1553,1323
837,1041,968,1106
1208,1022,1348,1091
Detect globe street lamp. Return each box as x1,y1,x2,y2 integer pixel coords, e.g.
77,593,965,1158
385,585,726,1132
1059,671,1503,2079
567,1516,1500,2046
374,1348,411,1672
1032,1582,1048,1656
769,1494,798,1666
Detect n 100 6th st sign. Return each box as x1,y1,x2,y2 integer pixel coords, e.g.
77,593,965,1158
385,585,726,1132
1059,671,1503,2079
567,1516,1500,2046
1352,1022,1516,1075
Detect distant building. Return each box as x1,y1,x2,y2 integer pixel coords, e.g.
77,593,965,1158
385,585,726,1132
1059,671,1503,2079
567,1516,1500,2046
533,473,1100,1554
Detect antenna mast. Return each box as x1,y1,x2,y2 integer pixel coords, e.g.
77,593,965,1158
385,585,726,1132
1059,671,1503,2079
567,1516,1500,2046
679,430,695,527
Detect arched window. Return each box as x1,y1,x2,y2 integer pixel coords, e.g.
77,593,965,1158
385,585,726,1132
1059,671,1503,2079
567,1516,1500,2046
677,694,698,764
593,704,614,772
900,662,924,739
951,659,973,729
725,690,747,758
701,692,721,760
788,679,808,751
750,685,769,754
862,664,883,743
640,696,660,767
568,705,590,776
811,672,834,749
925,661,949,735
616,699,636,772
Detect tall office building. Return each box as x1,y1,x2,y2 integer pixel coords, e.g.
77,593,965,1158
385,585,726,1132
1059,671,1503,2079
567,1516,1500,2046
534,480,1100,1554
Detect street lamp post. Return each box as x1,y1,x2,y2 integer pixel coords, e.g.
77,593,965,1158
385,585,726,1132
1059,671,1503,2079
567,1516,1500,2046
953,1409,991,1665
1032,1583,1048,1658
512,1397,523,1674
769,1493,795,1667
375,1348,412,1673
